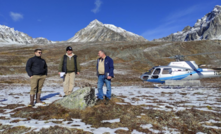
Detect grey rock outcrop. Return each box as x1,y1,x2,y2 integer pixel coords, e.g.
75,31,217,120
182,26,192,32
55,87,96,110
154,5,221,42
68,19,148,42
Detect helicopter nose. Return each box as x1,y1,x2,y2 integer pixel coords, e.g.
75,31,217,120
140,75,144,80
140,74,149,81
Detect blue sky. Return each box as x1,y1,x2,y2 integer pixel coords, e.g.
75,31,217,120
0,0,220,41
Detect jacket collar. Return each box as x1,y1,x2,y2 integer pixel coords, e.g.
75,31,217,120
66,53,74,57
35,56,41,58
99,56,107,60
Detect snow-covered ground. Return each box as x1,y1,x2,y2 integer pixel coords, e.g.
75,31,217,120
112,86,221,113
0,85,65,107
0,85,221,133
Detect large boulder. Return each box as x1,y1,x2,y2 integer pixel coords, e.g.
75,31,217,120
55,87,96,110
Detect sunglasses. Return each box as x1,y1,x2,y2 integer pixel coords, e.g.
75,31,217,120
67,50,72,51
38,52,42,54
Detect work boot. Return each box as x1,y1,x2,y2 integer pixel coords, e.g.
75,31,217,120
28,95,35,107
104,97,110,105
36,93,45,104
95,99,103,105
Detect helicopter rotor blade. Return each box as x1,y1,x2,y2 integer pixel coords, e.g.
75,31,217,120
161,57,175,59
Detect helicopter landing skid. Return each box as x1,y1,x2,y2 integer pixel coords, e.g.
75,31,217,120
153,84,202,89
153,80,201,89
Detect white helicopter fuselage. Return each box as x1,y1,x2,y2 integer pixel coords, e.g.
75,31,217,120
140,61,221,84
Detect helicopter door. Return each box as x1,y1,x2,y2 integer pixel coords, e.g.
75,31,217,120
151,68,161,79
162,68,172,75
161,68,172,79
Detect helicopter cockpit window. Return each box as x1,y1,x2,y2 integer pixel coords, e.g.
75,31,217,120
146,68,155,75
162,68,172,74
153,68,161,75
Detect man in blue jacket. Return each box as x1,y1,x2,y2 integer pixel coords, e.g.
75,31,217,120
96,50,114,105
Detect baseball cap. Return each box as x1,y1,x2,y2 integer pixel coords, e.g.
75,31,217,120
66,46,73,51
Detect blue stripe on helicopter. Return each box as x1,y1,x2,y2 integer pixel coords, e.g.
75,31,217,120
146,71,199,84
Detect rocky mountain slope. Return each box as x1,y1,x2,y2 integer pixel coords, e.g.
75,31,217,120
154,5,221,42
68,19,148,42
0,25,52,44
33,37,52,44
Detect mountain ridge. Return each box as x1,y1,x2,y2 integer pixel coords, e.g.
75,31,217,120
154,5,221,42
0,25,52,44
68,19,148,42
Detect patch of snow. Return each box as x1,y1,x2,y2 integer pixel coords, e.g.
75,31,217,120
141,124,180,134
116,102,128,105
140,124,153,131
131,130,145,134
196,132,207,134
136,116,141,118
114,69,129,75
101,118,120,123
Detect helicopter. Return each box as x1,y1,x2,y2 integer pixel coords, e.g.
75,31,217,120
140,51,221,85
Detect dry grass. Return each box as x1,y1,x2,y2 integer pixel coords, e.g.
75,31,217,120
0,125,31,134
0,104,25,110
1,40,221,133
9,97,221,133
1,40,221,86
29,126,92,134
0,124,92,134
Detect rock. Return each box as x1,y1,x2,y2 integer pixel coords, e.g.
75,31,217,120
182,26,192,32
55,87,96,110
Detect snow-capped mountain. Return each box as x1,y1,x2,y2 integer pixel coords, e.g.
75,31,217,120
0,25,52,44
33,37,52,44
154,5,221,42
68,19,148,42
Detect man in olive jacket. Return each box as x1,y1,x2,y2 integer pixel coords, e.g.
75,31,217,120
26,49,47,106
58,46,80,96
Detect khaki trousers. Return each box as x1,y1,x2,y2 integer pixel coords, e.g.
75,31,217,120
63,72,75,95
30,75,46,95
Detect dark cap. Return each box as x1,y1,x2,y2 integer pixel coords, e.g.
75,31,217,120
66,46,73,51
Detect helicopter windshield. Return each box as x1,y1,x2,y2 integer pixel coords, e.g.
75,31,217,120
145,68,155,75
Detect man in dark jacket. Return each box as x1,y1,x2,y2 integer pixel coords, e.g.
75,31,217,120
58,46,80,96
26,49,47,106
96,50,114,105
